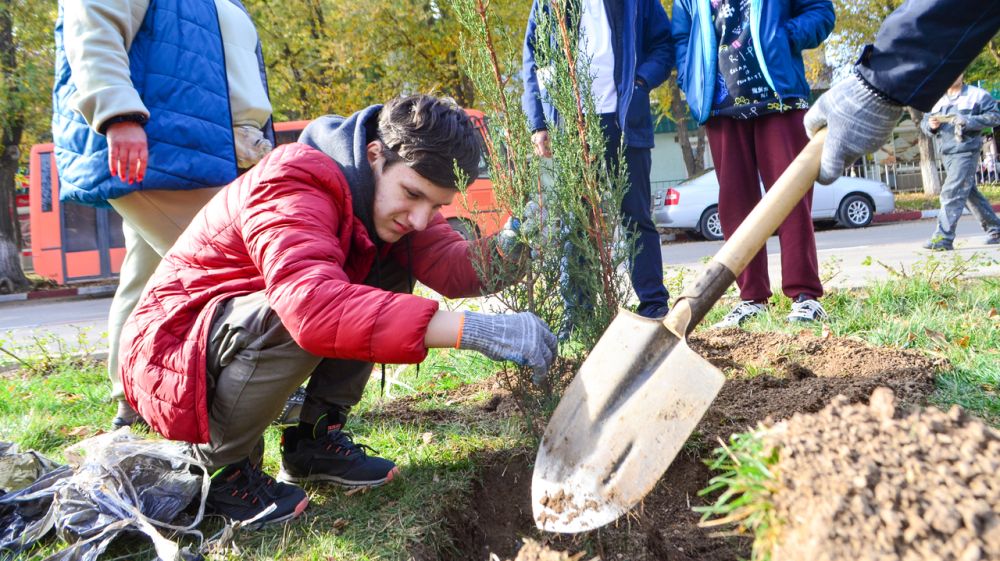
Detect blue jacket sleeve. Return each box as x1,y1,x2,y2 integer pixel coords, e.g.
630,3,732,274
521,0,547,133
784,0,835,53
856,0,1000,112
965,93,1000,132
671,0,693,90
636,0,673,89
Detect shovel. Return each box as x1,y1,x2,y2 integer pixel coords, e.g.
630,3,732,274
532,130,826,533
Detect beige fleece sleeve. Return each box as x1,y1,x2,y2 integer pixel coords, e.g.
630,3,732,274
62,0,150,133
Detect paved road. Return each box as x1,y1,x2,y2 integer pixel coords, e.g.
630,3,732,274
2,218,997,363
661,218,1000,290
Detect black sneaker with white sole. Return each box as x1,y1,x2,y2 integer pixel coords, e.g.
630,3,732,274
278,409,399,488
206,458,308,529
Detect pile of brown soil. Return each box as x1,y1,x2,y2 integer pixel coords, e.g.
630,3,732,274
768,388,1000,561
510,539,594,561
427,329,945,561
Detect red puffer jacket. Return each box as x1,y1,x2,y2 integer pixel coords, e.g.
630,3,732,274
119,143,486,443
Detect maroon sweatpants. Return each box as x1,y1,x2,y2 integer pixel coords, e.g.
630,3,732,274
705,110,823,303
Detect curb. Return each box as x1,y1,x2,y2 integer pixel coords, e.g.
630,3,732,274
873,202,1000,225
0,284,116,304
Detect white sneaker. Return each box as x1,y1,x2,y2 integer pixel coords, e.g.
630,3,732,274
787,298,828,323
712,301,767,329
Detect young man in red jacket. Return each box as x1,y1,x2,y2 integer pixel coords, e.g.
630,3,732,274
118,95,557,527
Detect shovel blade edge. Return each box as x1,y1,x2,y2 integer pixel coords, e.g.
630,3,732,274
532,310,725,533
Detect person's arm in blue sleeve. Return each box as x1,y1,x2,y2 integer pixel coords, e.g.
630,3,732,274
785,0,835,53
636,0,673,89
671,0,693,90
521,0,547,133
963,94,1000,132
857,0,1000,112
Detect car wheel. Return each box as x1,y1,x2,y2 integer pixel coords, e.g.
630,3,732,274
698,206,724,241
837,195,874,228
447,217,478,240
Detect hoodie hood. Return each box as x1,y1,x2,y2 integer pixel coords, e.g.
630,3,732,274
298,105,384,241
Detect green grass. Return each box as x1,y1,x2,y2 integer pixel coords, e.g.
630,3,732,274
2,252,998,559
893,181,1000,212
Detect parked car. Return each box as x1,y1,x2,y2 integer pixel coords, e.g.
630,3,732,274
652,169,895,241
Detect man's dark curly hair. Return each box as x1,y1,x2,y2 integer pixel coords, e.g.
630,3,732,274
377,95,482,189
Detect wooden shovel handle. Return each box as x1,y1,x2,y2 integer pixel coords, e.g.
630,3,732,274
663,130,826,337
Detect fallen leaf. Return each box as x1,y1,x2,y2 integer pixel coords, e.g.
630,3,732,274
935,300,949,309
821,324,832,340
421,432,434,445
956,336,970,348
924,328,948,346
989,307,998,319
332,518,349,531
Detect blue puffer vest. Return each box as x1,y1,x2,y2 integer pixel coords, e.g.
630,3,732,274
52,0,273,207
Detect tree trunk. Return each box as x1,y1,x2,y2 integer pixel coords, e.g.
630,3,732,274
908,108,942,195
668,76,705,177
0,1,29,293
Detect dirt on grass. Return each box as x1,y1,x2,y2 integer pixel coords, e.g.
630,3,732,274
422,329,949,561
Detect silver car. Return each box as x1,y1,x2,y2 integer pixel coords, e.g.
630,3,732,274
652,169,895,241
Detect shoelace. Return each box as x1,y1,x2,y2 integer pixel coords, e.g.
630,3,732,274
228,464,276,505
324,430,379,458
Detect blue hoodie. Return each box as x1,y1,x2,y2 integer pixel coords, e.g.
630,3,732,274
672,0,834,124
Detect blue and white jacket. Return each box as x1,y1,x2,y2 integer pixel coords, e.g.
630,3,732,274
52,0,273,207
521,0,673,149
672,0,834,124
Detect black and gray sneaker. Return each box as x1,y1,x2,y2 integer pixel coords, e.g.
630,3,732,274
206,459,308,529
278,410,399,488
111,401,147,429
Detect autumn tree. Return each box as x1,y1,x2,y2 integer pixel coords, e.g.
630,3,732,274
245,0,527,120
0,0,55,293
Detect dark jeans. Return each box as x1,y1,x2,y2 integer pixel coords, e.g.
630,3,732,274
705,110,823,303
600,114,670,317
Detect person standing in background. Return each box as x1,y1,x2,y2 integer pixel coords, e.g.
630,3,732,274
521,0,674,332
919,75,1000,250
52,0,274,428
673,0,834,328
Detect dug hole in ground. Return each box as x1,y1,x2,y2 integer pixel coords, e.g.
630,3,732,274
421,329,998,561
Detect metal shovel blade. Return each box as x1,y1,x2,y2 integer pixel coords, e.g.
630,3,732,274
532,310,725,533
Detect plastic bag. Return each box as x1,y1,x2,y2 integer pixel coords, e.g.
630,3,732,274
0,430,209,561
0,441,60,494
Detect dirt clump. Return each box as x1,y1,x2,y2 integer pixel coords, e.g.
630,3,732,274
508,539,593,561
768,387,1000,561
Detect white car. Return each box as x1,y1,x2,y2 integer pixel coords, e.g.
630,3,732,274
652,169,895,241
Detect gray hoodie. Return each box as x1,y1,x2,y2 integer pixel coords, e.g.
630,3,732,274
298,105,384,241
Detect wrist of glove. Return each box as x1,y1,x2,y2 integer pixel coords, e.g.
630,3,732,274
803,70,903,185
459,311,558,384
234,125,274,169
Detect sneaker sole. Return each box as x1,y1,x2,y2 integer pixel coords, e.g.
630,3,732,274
276,466,400,488
212,495,310,531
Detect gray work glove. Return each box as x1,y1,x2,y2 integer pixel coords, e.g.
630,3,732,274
459,311,558,384
803,71,903,185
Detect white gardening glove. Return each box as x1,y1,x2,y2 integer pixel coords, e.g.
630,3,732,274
234,125,274,169
459,311,557,384
803,71,903,185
